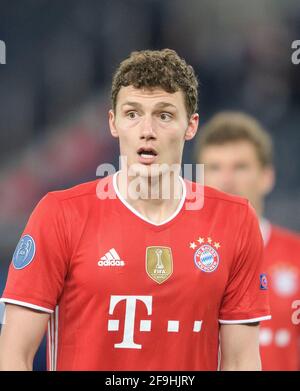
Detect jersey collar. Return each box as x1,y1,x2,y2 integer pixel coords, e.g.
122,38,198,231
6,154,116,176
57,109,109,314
113,171,187,227
259,217,272,246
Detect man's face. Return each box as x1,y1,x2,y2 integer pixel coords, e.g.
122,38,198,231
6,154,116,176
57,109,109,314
109,86,198,177
200,141,274,213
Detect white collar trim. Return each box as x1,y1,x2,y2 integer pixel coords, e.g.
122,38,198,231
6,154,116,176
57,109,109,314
259,217,272,246
113,171,187,226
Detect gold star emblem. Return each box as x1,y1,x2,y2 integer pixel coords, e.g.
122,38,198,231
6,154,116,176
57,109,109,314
207,237,212,244
197,237,205,244
214,242,220,249
190,242,197,250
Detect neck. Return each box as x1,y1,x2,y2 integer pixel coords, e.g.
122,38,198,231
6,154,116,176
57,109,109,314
254,199,264,220
116,169,184,224
253,200,271,245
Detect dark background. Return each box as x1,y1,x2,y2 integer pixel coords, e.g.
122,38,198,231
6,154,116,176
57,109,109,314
0,0,300,370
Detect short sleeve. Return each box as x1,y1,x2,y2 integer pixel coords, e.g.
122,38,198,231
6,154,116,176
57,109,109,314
0,193,70,313
219,203,271,324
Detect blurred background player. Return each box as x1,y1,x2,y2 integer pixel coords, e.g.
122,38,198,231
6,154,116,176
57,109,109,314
194,111,300,370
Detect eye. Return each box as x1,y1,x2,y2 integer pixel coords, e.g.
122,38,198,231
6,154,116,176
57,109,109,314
205,163,221,172
160,112,172,121
207,165,220,172
126,111,138,119
235,163,249,171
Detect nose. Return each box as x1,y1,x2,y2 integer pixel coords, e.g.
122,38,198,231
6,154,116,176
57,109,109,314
219,169,236,193
140,115,156,140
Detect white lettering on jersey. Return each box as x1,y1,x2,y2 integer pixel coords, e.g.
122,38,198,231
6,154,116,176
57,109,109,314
292,300,300,325
108,295,152,349
107,295,204,350
259,327,291,347
99,248,125,267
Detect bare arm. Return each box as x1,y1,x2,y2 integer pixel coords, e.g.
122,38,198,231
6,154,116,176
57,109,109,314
0,304,50,371
219,323,261,371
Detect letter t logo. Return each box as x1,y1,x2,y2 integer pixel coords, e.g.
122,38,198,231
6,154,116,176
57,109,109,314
108,295,152,349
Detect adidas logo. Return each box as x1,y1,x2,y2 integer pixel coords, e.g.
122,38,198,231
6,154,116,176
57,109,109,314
98,248,125,267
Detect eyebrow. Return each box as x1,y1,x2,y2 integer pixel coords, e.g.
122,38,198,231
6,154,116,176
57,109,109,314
121,101,178,110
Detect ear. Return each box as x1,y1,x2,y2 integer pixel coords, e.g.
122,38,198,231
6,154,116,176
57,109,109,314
261,165,275,196
184,113,199,141
109,109,119,138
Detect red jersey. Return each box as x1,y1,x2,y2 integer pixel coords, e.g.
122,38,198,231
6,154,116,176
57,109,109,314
259,222,300,370
1,173,270,370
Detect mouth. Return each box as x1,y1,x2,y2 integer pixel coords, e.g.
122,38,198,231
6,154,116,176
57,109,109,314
137,147,158,164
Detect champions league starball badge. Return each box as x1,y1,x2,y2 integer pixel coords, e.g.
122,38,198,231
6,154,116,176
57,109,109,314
12,235,36,270
259,273,268,290
189,237,220,273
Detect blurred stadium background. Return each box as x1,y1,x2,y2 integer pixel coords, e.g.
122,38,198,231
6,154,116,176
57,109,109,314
0,0,299,370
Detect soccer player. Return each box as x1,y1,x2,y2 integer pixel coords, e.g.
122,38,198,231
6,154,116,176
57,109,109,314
0,49,270,371
194,111,300,370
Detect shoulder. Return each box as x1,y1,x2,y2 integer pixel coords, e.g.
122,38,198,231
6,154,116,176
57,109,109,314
31,176,112,217
48,179,100,202
184,179,249,208
204,186,248,206
184,180,255,233
44,175,113,204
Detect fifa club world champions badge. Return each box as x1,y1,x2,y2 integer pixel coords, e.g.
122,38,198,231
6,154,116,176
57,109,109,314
189,236,221,273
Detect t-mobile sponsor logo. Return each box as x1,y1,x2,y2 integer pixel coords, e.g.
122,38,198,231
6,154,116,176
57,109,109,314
107,295,203,349
259,327,291,347
108,295,152,349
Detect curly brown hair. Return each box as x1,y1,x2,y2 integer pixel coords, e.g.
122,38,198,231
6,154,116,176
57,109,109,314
111,49,198,118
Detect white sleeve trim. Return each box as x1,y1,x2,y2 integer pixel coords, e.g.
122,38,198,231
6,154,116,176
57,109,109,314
219,315,272,324
0,298,54,314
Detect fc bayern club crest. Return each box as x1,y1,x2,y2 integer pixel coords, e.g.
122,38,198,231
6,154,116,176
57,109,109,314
189,236,221,273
